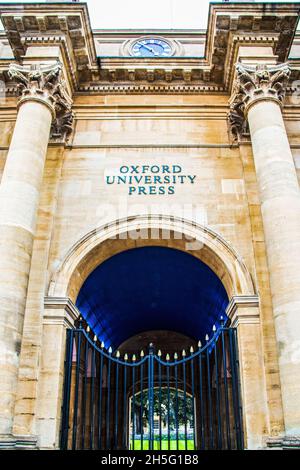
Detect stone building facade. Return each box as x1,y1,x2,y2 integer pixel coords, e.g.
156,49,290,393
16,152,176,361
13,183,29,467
0,1,300,450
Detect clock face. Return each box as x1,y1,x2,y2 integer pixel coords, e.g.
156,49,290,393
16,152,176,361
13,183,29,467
131,38,173,57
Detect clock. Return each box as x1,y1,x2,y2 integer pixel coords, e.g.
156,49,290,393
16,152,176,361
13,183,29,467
131,38,173,57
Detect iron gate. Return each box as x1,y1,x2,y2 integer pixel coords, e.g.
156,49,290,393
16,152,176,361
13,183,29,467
60,320,244,450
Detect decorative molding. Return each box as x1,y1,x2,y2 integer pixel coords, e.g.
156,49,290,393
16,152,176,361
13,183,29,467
97,61,210,83
8,61,74,141
78,83,225,94
228,62,291,142
0,3,98,83
267,436,300,450
206,5,298,85
48,215,255,299
65,144,238,150
0,3,299,90
44,296,79,328
24,35,79,91
226,295,260,327
0,434,38,450
224,34,280,91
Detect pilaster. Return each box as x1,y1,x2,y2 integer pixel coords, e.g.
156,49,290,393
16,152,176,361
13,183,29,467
226,295,269,449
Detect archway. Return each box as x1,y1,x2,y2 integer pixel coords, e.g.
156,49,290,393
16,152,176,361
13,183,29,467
43,216,264,450
48,215,255,301
70,245,234,450
75,246,229,350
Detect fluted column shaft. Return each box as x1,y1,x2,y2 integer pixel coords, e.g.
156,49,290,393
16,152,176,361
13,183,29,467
0,62,72,438
230,63,300,439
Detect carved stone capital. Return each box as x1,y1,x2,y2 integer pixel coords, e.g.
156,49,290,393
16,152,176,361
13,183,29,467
8,61,74,141
228,62,290,142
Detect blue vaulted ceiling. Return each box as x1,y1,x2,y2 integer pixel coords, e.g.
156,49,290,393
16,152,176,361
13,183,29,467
76,246,229,349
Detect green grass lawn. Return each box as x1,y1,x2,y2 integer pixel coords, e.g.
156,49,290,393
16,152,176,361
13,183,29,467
131,440,195,450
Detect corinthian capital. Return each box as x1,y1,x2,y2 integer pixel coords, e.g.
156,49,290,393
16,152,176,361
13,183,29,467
228,62,290,142
8,61,74,140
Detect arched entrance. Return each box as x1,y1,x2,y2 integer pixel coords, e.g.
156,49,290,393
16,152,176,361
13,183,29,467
59,244,244,450
75,246,229,350
43,216,266,450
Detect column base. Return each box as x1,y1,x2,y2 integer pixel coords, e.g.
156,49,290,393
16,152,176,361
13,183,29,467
267,436,300,450
0,434,38,450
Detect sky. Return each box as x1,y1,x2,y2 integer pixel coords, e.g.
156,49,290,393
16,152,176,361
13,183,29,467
0,1,298,30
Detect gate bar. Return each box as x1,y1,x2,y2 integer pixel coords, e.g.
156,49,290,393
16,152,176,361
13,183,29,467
72,329,82,450
114,353,120,449
122,358,128,449
97,346,104,449
148,344,154,450
206,339,214,449
81,334,89,449
190,348,196,450
174,354,179,450
90,341,96,449
214,334,222,449
221,327,231,449
140,357,144,450
198,345,205,450
182,352,187,450
60,329,74,450
106,350,112,449
166,356,171,450
132,357,136,450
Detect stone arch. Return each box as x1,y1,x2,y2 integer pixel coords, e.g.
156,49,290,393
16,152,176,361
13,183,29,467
48,215,256,303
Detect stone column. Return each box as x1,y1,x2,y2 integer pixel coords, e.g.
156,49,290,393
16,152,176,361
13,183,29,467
229,63,300,444
0,62,72,443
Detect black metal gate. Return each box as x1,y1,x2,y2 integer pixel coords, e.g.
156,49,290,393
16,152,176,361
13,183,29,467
60,320,244,450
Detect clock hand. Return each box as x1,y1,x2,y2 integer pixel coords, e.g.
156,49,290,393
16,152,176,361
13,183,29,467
137,42,157,55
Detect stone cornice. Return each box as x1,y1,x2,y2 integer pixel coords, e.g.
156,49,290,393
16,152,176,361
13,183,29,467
0,3,299,92
22,35,80,91
44,296,79,329
78,83,225,94
226,295,260,328
223,33,280,92
0,2,97,85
